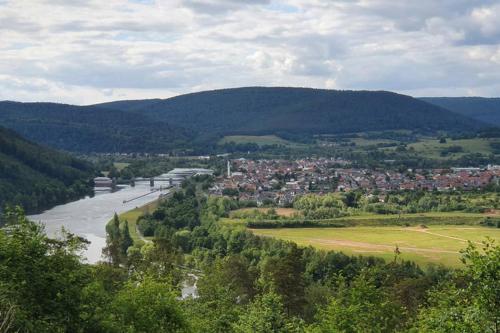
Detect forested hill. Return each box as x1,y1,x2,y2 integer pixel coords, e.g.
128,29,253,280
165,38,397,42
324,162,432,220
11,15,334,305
97,87,485,139
0,101,192,153
0,127,94,214
1,89,488,154
421,97,500,126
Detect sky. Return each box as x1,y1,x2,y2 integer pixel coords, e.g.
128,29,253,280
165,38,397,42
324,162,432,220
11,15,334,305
0,0,499,105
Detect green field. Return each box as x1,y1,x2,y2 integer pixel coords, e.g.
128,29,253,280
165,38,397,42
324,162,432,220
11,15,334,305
251,225,500,267
350,137,399,147
219,135,295,146
113,162,130,171
407,137,500,159
226,211,488,229
109,199,159,245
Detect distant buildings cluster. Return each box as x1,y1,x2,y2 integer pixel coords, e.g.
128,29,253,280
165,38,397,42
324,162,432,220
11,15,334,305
209,158,500,206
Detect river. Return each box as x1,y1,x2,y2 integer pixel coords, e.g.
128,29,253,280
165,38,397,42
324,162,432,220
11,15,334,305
28,181,171,263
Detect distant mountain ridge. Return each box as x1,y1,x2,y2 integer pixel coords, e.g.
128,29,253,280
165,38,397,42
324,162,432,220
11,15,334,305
0,87,489,153
0,101,191,153
421,97,500,126
96,87,485,139
0,126,94,214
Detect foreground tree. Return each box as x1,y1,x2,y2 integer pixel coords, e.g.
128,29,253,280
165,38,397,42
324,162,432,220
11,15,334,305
233,292,304,333
260,244,307,316
310,272,405,333
0,207,91,332
105,213,123,265
104,276,188,333
412,240,500,333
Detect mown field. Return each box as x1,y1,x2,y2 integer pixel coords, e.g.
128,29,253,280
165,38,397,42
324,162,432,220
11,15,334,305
113,162,130,171
229,207,300,217
218,135,297,146
223,210,499,267
349,137,399,146
251,225,500,267
110,199,159,245
406,137,500,159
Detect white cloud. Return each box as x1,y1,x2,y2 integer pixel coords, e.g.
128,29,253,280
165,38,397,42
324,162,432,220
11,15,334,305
0,0,499,104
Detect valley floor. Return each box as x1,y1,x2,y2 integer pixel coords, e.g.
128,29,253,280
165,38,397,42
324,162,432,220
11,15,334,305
251,225,500,267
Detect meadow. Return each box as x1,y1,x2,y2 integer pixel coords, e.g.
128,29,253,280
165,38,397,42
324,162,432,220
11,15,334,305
406,137,500,159
222,209,498,266
251,225,500,267
113,162,131,171
110,199,159,245
219,135,297,146
229,207,300,218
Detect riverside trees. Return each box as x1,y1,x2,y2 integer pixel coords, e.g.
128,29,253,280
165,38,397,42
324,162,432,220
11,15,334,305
1,196,499,332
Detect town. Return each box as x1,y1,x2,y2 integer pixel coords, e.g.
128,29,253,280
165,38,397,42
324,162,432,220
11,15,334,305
209,158,500,206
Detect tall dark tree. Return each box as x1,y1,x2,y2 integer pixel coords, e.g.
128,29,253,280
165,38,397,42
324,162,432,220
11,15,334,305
261,244,307,316
121,220,133,255
105,213,122,266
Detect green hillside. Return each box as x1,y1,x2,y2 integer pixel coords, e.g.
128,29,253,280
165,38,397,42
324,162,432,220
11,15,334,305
99,87,485,140
0,88,489,155
422,97,500,126
0,127,94,214
0,101,192,153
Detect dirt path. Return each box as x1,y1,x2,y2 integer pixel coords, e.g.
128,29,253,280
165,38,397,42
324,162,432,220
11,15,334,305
309,238,459,254
406,227,482,245
485,209,500,216
136,225,152,243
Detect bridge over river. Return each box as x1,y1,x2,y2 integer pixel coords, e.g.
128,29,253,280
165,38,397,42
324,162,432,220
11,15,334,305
28,168,213,263
134,168,214,186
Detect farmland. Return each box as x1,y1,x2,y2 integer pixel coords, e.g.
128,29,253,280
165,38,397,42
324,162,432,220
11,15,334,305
229,207,300,218
219,135,296,146
251,225,500,267
406,137,500,159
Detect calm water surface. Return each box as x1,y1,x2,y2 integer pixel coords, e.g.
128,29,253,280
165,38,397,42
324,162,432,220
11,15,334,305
28,181,170,263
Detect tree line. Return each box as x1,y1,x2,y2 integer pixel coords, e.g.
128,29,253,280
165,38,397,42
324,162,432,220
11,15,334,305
0,126,94,215
0,179,498,331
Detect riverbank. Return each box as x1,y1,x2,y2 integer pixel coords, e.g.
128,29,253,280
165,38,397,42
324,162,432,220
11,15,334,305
108,199,160,246
28,182,169,263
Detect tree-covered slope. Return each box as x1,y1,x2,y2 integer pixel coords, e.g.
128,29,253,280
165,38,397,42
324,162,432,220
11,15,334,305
0,101,192,153
1,88,487,155
99,87,485,139
421,97,500,126
0,127,94,214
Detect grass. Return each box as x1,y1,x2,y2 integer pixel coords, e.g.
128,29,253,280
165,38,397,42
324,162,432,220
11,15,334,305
337,211,485,220
350,138,399,147
110,199,160,246
230,207,300,218
113,162,130,171
407,137,500,159
251,225,500,267
227,211,487,229
218,135,295,146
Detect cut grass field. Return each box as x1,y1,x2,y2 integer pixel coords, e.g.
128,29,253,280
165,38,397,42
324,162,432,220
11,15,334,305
113,162,130,171
229,207,300,218
218,135,296,146
350,137,399,147
111,199,159,245
251,225,500,267
406,137,500,159
224,211,488,229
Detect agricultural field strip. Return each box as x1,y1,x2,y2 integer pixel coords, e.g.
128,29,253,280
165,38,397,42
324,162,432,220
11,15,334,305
410,228,483,245
250,225,500,266
277,236,459,254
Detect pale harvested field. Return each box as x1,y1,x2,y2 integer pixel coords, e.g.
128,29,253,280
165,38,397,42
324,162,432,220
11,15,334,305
251,225,500,267
231,207,300,217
